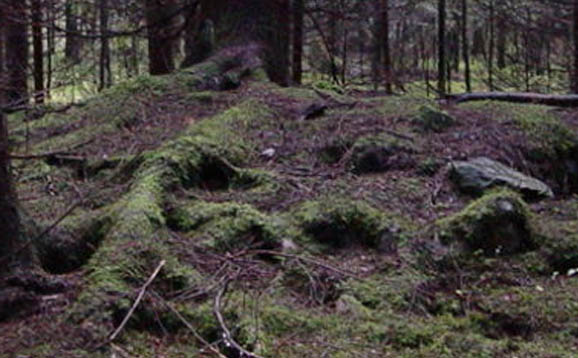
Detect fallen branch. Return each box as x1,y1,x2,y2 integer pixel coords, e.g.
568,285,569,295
213,280,265,358
108,260,166,342
153,291,228,358
248,250,363,280
447,92,578,107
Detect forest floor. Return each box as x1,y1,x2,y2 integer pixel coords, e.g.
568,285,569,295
2,53,578,358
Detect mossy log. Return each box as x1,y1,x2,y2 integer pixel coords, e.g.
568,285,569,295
448,92,578,107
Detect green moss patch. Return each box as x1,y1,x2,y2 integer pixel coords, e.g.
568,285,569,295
412,105,457,132
291,198,403,252
436,190,537,256
167,201,290,252
349,133,418,174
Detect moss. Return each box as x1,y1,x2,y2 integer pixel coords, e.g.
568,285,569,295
291,197,403,252
68,101,273,331
412,105,457,133
167,201,290,252
341,269,429,313
459,101,578,193
349,133,418,174
436,189,536,256
417,157,444,176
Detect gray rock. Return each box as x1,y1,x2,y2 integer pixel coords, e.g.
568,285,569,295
450,157,554,200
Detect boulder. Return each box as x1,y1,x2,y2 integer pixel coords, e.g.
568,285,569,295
436,190,537,256
412,105,457,132
350,134,417,174
450,157,553,200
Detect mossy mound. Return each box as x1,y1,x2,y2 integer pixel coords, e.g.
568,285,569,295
349,133,418,174
412,105,457,132
436,190,537,256
69,101,271,332
167,201,290,252
459,101,578,194
291,198,403,252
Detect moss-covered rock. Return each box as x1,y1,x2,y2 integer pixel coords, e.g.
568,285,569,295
412,105,457,132
449,157,554,200
167,201,290,252
436,190,537,256
350,133,417,174
291,198,403,252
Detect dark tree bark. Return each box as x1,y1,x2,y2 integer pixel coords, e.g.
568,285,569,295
264,0,291,86
32,0,44,104
146,0,178,75
5,0,29,108
496,16,507,69
571,0,578,93
461,0,471,92
99,0,112,90
182,0,214,68
437,0,446,95
292,0,304,84
0,21,30,275
0,111,23,272
381,0,393,94
46,0,55,99
488,0,495,91
64,0,80,63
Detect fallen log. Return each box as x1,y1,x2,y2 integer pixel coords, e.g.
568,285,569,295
447,92,578,107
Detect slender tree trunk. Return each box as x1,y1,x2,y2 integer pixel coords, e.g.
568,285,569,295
99,0,112,90
438,0,446,95
32,0,44,104
496,17,506,69
46,0,55,100
5,0,29,108
146,0,178,75
64,0,80,63
292,0,304,84
488,0,495,91
382,0,393,94
571,0,578,93
462,0,471,92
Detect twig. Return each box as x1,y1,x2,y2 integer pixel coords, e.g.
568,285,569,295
248,250,363,280
152,291,228,358
108,260,166,342
214,279,265,358
10,150,75,160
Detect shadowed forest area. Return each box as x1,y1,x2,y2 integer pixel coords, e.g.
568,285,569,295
2,1,578,357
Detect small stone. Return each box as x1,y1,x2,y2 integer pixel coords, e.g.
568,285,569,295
261,148,276,158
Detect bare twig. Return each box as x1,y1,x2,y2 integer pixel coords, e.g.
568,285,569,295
152,291,228,358
248,250,362,280
108,260,166,342
214,279,265,358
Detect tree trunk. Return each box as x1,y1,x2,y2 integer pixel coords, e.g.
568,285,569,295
571,0,578,93
381,0,392,94
292,0,304,84
5,0,29,108
32,0,44,104
437,0,446,95
264,0,290,86
488,0,495,91
496,17,507,69
99,0,112,90
462,0,471,92
64,0,80,63
146,0,178,75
